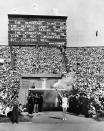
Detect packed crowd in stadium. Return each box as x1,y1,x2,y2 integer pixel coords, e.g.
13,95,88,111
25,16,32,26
0,45,104,119
12,46,66,74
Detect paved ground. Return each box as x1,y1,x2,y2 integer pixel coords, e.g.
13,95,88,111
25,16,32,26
0,112,104,131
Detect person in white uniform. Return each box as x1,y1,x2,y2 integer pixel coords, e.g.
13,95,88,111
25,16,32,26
56,89,68,120
62,94,68,120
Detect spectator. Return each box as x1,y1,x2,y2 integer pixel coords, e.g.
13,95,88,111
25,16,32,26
5,104,13,122
11,97,19,123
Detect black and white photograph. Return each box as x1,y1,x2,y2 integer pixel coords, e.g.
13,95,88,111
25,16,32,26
0,0,104,131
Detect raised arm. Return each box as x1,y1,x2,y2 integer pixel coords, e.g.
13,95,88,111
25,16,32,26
56,89,63,98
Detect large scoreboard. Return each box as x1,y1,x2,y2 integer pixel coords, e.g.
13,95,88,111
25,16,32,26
8,14,67,46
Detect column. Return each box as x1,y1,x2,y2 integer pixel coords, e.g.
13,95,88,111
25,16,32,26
41,78,47,89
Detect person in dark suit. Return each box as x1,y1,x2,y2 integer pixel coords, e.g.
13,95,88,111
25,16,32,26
38,94,43,112
27,93,34,114
11,97,19,123
5,104,13,121
34,93,39,113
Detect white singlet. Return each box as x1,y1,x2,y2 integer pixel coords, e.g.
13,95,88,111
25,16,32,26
62,97,68,108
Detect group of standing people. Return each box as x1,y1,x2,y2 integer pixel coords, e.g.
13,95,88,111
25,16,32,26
28,90,69,120
27,92,43,114
29,82,69,120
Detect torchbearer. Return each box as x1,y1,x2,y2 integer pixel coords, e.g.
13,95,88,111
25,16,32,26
56,89,68,120
53,71,76,120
